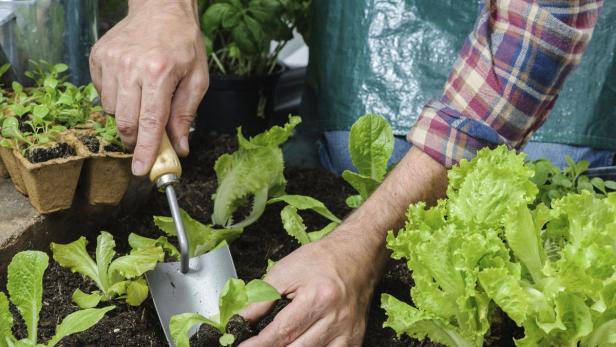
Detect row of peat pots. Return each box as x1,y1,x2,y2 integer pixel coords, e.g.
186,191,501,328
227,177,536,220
0,128,131,214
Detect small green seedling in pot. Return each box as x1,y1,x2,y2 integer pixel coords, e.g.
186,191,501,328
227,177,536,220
51,231,164,309
268,195,341,245
0,251,114,347
342,113,395,208
170,278,280,347
93,116,123,149
130,209,243,259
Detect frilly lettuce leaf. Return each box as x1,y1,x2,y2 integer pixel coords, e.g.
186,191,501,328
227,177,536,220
383,146,616,347
212,115,300,228
447,146,537,227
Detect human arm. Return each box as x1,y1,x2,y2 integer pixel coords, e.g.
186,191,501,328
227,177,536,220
240,147,447,347
241,1,603,346
90,0,209,176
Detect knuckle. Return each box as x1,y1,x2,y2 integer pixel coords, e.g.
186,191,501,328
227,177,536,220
139,114,164,131
116,118,137,136
193,75,209,93
120,55,134,69
318,279,342,304
145,56,171,78
105,48,120,61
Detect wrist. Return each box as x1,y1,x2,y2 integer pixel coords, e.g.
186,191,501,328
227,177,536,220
128,0,198,18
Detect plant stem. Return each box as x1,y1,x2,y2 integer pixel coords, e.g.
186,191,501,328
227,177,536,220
267,41,287,74
210,52,227,75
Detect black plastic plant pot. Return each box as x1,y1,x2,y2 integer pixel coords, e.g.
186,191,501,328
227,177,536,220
195,66,285,137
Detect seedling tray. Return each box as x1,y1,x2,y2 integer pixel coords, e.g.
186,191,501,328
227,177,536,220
0,158,8,178
74,129,133,206
13,134,86,214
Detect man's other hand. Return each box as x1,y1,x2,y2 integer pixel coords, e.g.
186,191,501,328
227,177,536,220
90,0,209,175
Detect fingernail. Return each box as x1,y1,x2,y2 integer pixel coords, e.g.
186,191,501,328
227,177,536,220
180,137,189,154
132,159,145,176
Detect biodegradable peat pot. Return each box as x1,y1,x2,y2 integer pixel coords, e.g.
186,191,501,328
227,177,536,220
0,146,27,194
16,135,86,214
0,157,8,178
195,66,285,137
81,150,132,206
74,131,133,206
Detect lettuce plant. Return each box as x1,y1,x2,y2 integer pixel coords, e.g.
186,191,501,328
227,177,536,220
132,209,242,259
0,251,114,347
212,115,300,229
268,195,341,245
381,146,616,347
342,113,394,208
170,278,280,347
50,231,164,308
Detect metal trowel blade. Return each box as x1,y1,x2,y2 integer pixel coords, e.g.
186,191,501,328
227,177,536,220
146,244,237,346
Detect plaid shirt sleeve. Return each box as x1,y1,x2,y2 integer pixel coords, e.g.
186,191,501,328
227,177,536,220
407,0,603,168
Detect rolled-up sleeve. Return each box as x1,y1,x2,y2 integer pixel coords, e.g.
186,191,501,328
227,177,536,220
407,0,603,167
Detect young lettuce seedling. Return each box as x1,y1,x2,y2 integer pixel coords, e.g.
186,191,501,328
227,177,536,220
342,114,394,208
529,156,616,207
268,195,341,245
170,278,280,347
50,231,164,309
212,115,301,229
94,116,123,148
0,251,114,347
130,209,242,259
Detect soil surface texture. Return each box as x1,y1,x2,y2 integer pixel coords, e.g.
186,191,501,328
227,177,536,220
80,135,101,153
2,133,521,346
104,143,125,153
26,143,76,163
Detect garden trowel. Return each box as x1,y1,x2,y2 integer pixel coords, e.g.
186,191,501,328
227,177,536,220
145,133,237,346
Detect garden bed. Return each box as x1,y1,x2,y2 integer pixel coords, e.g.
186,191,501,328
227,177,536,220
1,134,520,346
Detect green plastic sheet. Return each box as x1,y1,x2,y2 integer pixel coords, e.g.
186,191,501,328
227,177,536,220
302,1,616,150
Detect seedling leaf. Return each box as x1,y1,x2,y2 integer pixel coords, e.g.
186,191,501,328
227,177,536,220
0,292,13,347
72,289,102,309
47,306,114,347
153,209,242,258
7,251,47,342
126,279,149,306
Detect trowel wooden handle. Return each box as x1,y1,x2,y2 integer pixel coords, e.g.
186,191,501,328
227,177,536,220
149,133,182,183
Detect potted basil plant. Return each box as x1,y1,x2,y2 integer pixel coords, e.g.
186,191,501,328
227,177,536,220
196,0,311,136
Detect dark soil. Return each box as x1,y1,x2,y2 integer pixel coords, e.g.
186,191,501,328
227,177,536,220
80,136,101,153
4,258,166,347
2,133,521,346
190,315,254,347
103,143,125,153
26,143,76,163
18,115,33,133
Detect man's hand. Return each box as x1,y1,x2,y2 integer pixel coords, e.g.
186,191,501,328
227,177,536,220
240,148,448,347
90,0,209,176
241,232,380,347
